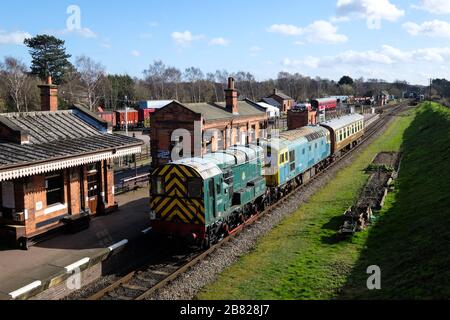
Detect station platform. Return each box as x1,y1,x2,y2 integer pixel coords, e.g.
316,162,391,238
0,188,150,300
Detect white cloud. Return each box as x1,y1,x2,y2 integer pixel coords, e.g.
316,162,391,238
283,56,321,69
58,27,97,38
336,0,405,29
74,27,97,38
413,0,450,14
281,45,450,85
100,40,112,49
268,20,347,44
267,24,303,36
302,20,348,43
140,33,152,39
403,20,450,38
131,50,141,57
0,30,31,45
209,37,230,46
250,46,262,56
149,21,159,27
171,30,203,46
283,45,450,71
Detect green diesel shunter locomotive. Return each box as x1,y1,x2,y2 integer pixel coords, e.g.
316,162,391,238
150,145,267,246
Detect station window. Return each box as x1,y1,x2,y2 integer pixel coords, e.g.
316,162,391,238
309,145,312,151
46,172,64,206
315,143,318,149
302,148,306,155
187,178,202,198
87,174,99,198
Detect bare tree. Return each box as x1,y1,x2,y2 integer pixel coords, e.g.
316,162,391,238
76,55,106,110
164,67,182,101
144,60,167,99
0,57,28,112
184,67,204,103
206,73,219,102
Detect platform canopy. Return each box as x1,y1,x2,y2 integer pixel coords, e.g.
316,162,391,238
0,106,143,181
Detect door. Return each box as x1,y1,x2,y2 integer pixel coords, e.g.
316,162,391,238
87,171,99,214
209,179,216,219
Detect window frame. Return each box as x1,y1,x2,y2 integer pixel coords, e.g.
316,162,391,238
152,176,165,196
45,172,64,207
187,177,203,198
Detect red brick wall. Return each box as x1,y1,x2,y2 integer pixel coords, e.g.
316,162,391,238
150,102,202,167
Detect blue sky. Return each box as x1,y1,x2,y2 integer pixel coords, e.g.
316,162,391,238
1,0,450,85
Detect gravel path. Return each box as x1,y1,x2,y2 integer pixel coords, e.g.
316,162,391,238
149,115,397,300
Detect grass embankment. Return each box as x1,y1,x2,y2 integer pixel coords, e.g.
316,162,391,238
198,103,450,300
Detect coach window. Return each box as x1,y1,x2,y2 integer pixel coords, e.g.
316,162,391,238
46,172,64,206
187,178,202,198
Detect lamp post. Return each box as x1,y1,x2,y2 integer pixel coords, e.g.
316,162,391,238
124,95,129,136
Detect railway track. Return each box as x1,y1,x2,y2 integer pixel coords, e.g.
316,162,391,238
86,103,407,301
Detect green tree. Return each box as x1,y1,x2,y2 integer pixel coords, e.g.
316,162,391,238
24,34,72,84
338,75,354,86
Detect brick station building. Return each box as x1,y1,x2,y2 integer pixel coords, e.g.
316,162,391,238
0,77,143,248
150,78,268,167
263,89,296,113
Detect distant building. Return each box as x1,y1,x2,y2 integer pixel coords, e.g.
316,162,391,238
150,78,268,167
263,89,295,112
0,77,143,248
138,100,173,110
376,91,390,106
255,102,280,118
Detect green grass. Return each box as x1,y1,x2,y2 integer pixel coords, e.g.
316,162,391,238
197,103,450,300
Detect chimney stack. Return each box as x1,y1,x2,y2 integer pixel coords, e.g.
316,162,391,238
225,77,238,115
38,76,58,112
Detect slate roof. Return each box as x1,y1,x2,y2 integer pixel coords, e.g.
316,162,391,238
261,97,282,108
183,101,266,121
0,106,143,171
0,134,140,169
269,91,294,101
1,110,102,144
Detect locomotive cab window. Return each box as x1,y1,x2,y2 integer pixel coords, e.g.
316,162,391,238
152,176,165,195
289,150,296,171
187,178,202,198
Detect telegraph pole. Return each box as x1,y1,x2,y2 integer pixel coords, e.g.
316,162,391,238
429,78,433,99
124,95,129,136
